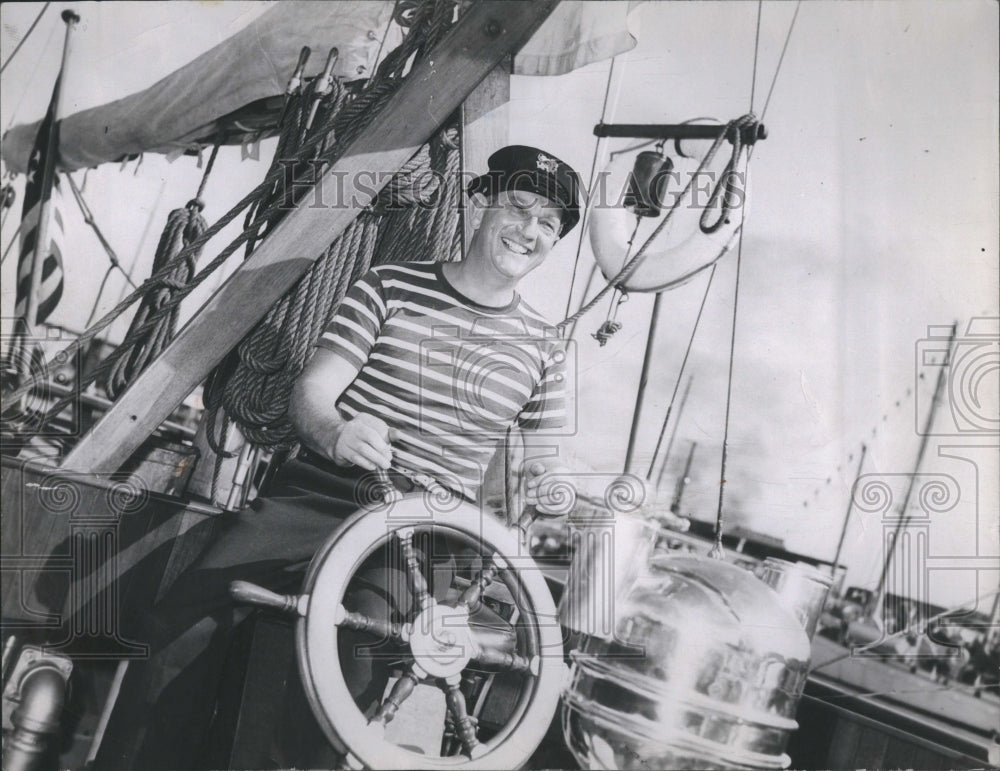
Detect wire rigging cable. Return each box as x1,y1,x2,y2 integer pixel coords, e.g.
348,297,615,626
760,1,801,122
712,0,773,558
11,1,459,426
647,262,719,479
563,56,620,325
0,3,51,75
3,20,58,133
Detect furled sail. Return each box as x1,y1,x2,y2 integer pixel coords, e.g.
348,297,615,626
1,1,639,174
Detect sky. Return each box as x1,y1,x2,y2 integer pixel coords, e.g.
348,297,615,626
1,1,997,609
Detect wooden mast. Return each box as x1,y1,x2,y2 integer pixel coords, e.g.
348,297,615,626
60,0,558,475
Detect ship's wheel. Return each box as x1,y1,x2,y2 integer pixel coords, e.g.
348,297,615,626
289,494,563,770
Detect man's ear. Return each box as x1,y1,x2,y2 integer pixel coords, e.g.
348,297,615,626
468,191,489,230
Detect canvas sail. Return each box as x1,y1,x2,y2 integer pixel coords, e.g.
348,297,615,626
1,1,638,174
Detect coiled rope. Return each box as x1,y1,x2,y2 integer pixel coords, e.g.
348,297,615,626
104,156,212,399
211,130,461,451
101,140,218,398
16,0,458,433
203,0,462,457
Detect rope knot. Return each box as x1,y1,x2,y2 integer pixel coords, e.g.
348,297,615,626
591,320,623,347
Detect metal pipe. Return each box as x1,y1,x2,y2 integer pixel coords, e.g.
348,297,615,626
594,122,767,145
2,663,71,771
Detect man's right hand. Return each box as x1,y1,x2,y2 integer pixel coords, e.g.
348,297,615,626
331,413,394,470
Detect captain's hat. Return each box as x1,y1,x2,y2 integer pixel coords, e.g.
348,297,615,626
467,145,583,236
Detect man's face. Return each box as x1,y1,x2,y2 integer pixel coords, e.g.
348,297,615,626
468,190,563,283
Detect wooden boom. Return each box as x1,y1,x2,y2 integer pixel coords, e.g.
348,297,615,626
60,0,558,475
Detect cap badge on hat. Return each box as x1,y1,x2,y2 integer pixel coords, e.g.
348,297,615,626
536,153,559,174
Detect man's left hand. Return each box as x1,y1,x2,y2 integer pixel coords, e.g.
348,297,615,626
524,460,576,517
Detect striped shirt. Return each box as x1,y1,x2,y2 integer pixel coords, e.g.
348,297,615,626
316,262,566,498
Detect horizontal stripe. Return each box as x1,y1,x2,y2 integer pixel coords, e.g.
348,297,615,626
317,336,369,368
317,262,566,495
370,338,537,406
368,350,530,414
342,380,494,445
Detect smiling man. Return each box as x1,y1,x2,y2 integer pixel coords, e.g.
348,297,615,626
294,145,582,502
96,145,583,771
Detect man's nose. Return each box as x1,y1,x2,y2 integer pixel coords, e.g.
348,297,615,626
518,215,540,242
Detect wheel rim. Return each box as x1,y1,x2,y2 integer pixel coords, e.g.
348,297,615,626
296,495,563,770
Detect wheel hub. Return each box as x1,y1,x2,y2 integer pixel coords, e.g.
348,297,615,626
409,603,474,679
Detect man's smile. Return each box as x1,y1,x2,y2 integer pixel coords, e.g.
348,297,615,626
500,236,531,255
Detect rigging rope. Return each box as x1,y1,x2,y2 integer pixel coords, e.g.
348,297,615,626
710,0,764,559
0,3,51,75
760,1,801,121
0,184,16,262
591,287,628,347
699,115,757,234
104,141,217,399
647,262,719,479
105,197,207,399
13,0,458,430
556,114,759,333
65,172,140,329
4,21,58,133
204,0,461,459
564,56,619,324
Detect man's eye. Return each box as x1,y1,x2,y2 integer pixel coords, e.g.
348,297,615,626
540,219,558,234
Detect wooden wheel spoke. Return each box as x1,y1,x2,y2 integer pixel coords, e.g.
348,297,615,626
470,642,535,674
459,553,507,610
397,528,433,611
370,665,422,726
334,605,409,643
443,676,481,757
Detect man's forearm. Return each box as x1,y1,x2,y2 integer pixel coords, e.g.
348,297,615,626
288,347,366,463
289,393,346,461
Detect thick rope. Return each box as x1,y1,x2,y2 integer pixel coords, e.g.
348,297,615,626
699,114,756,234
18,0,457,430
219,128,460,448
105,199,206,399
207,1,461,451
104,144,216,399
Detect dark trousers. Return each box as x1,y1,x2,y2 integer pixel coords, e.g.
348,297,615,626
94,457,442,771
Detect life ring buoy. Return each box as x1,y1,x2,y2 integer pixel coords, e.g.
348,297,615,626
588,152,750,293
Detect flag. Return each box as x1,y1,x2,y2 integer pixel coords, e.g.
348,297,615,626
14,72,66,326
